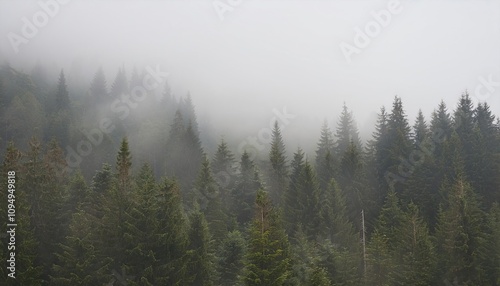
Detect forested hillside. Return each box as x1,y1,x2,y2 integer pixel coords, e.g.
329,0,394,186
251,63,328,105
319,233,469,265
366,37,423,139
1,64,500,285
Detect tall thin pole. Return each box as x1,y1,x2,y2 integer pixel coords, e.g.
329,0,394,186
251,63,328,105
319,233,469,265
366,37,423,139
361,209,367,279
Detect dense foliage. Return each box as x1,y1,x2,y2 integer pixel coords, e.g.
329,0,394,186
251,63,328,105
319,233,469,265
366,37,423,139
1,64,500,285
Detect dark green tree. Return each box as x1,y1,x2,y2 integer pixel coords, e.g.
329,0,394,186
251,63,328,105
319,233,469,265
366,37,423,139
366,106,389,210
232,151,262,226
24,138,67,282
244,189,291,286
154,178,189,285
194,155,228,242
268,120,288,205
284,147,305,235
186,208,215,286
334,103,361,157
392,203,437,285
212,138,236,207
435,176,487,285
385,96,412,193
430,100,453,156
315,120,335,190
485,203,500,285
55,70,70,111
471,102,500,206
1,142,42,285
217,230,246,286
413,109,428,147
338,141,366,228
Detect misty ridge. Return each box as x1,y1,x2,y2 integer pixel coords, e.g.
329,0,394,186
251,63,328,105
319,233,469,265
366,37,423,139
1,0,500,285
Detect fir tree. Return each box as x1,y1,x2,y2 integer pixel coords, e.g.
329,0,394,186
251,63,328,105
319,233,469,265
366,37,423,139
413,109,428,147
194,155,228,242
217,230,246,286
179,93,200,136
366,106,389,201
212,138,236,211
24,137,67,282
334,103,361,157
338,141,366,228
186,208,215,286
307,267,331,286
232,151,262,226
485,203,500,285
89,67,108,99
110,67,128,97
155,178,189,285
393,203,437,285
430,100,453,156
435,176,487,285
385,96,412,193
284,147,305,235
1,142,42,285
55,69,70,112
268,120,288,205
315,120,335,190
244,189,291,286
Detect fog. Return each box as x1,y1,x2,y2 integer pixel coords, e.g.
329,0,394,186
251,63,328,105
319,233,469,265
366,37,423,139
1,0,499,156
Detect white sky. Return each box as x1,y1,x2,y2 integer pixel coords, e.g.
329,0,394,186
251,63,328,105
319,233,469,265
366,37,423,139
1,0,499,146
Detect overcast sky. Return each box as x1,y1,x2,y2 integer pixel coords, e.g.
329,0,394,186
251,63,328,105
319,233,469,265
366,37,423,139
1,0,499,148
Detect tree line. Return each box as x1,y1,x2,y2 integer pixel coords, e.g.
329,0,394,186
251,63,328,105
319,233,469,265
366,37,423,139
1,63,500,285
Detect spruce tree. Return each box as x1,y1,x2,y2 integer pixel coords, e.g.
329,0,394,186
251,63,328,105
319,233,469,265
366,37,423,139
393,203,437,285
217,230,246,286
366,106,390,206
413,109,428,147
121,163,163,284
98,138,134,277
284,147,305,235
471,102,500,206
244,189,291,286
180,93,200,136
186,208,215,286
338,141,366,228
89,67,108,100
430,100,453,156
315,120,335,190
485,203,500,285
385,96,412,193
1,142,42,285
334,103,361,157
212,138,236,208
55,70,70,111
24,137,67,282
268,120,288,205
435,176,487,285
194,155,228,242
155,178,189,285
232,151,262,226
110,67,128,97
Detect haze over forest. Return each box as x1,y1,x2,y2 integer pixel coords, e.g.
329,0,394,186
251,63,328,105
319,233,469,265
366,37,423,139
1,1,500,285
1,0,499,154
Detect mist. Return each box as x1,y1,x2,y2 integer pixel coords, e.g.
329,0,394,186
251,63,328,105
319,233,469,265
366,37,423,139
1,0,499,158
2,1,500,284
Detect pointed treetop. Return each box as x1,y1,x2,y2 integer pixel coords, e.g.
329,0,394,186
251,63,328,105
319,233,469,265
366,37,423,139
55,69,70,111
269,120,287,172
116,137,132,183
90,67,107,97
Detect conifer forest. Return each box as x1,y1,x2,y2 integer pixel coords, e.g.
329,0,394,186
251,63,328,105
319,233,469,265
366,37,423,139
1,1,500,285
